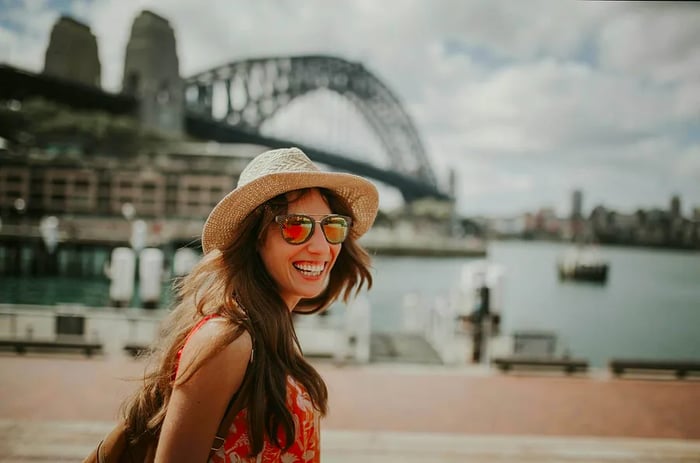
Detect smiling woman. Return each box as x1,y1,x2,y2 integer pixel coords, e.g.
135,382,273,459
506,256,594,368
259,191,346,310
85,147,379,463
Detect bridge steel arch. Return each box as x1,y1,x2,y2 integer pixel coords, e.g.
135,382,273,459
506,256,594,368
183,55,438,190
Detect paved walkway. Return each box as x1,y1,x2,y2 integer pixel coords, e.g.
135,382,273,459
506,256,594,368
2,420,700,462
1,354,699,462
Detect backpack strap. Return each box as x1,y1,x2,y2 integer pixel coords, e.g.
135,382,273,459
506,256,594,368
208,398,242,456
207,340,254,457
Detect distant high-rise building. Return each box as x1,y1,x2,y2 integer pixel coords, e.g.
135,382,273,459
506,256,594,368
569,189,585,240
571,189,583,220
122,10,183,135
670,195,681,218
43,16,101,87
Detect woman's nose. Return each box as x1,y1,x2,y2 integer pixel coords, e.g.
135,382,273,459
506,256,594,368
305,224,328,252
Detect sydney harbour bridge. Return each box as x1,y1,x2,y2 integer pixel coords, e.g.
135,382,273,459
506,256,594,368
1,11,450,204
183,55,447,202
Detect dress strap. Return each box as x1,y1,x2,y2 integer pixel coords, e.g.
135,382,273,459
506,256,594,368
173,314,219,380
173,314,253,380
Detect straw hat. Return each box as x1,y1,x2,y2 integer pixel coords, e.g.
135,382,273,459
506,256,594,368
201,147,379,254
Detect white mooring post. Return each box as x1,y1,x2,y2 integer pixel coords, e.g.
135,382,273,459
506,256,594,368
139,248,164,309
107,247,136,307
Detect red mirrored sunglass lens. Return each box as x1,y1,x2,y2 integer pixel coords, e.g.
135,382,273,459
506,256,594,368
281,220,314,243
277,215,350,244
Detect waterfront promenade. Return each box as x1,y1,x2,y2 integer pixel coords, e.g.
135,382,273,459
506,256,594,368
1,354,699,462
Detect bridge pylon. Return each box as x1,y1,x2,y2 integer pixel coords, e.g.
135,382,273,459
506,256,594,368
123,10,184,136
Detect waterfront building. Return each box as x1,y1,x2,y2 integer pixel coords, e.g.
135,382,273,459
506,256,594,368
507,194,699,250
0,10,218,277
0,140,260,276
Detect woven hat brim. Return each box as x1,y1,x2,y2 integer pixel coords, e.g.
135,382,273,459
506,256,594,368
201,171,379,254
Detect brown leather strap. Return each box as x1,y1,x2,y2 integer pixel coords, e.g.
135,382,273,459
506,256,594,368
208,398,241,456
207,344,254,458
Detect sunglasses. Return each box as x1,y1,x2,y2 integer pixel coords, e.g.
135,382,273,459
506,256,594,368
274,214,352,245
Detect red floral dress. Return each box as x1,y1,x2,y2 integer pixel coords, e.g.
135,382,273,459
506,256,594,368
176,316,320,463
210,376,320,463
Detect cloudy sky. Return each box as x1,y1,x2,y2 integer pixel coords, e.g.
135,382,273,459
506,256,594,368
1,0,699,217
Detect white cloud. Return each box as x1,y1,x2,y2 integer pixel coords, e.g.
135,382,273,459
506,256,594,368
0,1,58,72
426,1,607,61
597,3,700,84
673,145,700,180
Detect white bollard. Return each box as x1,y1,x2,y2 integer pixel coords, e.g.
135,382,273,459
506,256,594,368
173,247,199,276
108,247,135,307
139,248,164,309
345,294,371,363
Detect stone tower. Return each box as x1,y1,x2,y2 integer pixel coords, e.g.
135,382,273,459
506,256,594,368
44,16,101,87
122,10,183,136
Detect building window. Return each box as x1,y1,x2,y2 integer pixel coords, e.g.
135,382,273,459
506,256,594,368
111,172,166,217
0,167,30,210
43,169,97,213
177,175,233,218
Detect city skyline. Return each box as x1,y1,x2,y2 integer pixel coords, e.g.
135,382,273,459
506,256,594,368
493,191,697,221
1,0,698,217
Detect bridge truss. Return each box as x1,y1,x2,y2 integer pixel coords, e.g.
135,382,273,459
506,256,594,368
183,55,438,190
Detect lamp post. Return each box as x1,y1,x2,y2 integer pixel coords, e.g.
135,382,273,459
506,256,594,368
40,216,59,254
106,203,139,308
14,198,26,213
14,198,26,232
39,216,59,275
130,219,147,254
12,198,26,274
123,204,163,309
121,202,135,222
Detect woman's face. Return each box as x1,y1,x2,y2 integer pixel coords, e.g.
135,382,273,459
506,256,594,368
259,189,342,310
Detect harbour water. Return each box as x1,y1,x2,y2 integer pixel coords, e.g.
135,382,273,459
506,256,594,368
1,240,699,367
369,241,700,367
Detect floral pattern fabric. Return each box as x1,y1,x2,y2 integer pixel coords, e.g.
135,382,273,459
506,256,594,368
177,316,320,462
209,376,320,463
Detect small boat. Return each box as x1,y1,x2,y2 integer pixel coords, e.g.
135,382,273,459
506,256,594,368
557,247,609,283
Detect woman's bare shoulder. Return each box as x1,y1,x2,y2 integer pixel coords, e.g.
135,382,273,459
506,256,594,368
177,317,253,379
158,318,251,462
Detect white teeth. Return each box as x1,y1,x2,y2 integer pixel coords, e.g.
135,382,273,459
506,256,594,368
293,263,325,276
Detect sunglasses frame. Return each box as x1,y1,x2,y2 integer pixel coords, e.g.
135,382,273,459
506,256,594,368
273,214,353,245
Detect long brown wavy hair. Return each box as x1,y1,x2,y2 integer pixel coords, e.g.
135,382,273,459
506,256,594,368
121,188,373,455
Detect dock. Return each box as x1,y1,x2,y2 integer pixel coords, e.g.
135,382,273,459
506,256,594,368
1,304,699,462
0,304,448,365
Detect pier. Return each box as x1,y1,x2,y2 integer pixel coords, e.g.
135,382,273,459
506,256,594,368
0,304,472,365
1,301,699,462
